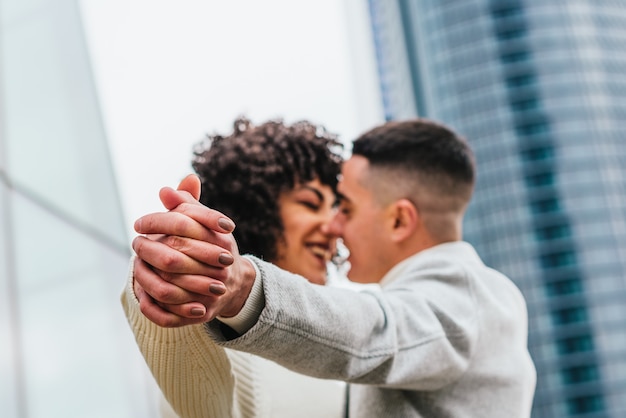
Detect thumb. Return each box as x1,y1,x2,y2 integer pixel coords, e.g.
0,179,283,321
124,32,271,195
159,174,201,211
177,174,201,199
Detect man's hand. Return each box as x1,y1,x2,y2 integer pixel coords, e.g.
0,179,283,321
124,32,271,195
132,175,257,327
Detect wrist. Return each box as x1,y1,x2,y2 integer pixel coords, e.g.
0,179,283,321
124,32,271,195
220,256,258,318
217,256,264,334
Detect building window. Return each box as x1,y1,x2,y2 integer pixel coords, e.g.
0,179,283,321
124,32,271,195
515,121,548,136
506,73,535,88
522,146,554,162
497,28,525,40
552,307,588,325
525,172,554,187
546,279,582,296
541,250,576,268
512,98,539,111
536,224,570,240
567,395,605,414
502,50,530,63
557,335,594,354
531,197,560,214
562,365,599,384
491,4,522,20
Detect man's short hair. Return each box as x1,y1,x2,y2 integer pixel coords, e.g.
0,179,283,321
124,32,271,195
352,118,475,209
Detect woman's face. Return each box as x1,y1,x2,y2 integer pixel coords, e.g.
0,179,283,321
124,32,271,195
273,178,338,285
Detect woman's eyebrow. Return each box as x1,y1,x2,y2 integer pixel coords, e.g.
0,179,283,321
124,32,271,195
299,185,325,202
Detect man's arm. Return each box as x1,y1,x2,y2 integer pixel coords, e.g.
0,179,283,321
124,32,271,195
205,256,476,390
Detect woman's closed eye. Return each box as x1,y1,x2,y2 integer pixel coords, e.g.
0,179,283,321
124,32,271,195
300,200,321,211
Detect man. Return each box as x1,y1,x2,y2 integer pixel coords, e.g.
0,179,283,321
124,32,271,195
132,118,537,417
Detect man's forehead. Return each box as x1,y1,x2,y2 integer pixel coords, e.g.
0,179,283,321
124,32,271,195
336,174,351,202
337,158,369,201
340,156,368,180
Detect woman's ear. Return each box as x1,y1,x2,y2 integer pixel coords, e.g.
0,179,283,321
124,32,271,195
390,199,419,242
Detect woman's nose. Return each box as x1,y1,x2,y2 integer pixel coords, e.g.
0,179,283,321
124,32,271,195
321,212,341,237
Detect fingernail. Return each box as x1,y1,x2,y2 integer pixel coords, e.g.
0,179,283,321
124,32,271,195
218,218,235,232
209,283,226,295
218,253,234,266
191,307,206,316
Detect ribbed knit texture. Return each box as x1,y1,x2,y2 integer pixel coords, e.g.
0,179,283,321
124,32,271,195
227,351,267,418
121,258,345,418
207,244,536,417
121,262,245,418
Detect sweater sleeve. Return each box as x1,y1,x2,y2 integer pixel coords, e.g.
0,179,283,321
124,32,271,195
120,258,241,418
206,255,479,391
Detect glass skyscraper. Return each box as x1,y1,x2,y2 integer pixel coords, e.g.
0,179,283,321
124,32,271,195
1,0,154,416
367,0,626,417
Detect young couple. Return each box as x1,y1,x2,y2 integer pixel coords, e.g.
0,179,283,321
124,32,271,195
124,117,536,417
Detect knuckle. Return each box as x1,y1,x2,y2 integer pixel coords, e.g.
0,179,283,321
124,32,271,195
153,282,178,302
169,235,186,250
159,271,175,283
172,236,192,253
160,251,181,270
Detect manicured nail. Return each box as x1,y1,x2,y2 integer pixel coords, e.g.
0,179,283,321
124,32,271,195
218,217,235,232
218,253,234,266
190,307,206,316
209,283,226,295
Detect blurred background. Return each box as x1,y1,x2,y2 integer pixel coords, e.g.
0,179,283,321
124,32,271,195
1,0,625,417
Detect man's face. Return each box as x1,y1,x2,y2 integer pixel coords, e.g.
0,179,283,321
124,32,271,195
329,156,394,284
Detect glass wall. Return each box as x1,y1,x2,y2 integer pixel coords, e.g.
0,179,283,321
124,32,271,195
1,0,155,416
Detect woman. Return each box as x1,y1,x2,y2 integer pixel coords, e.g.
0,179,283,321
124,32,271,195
122,117,347,417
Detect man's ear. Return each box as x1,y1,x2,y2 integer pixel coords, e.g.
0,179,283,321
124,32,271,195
390,199,418,242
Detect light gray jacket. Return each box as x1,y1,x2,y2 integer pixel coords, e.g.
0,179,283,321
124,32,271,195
207,241,536,417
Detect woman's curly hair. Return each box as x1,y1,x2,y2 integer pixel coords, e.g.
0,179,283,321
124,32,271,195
192,116,343,262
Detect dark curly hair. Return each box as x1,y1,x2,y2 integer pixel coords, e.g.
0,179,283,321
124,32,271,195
192,116,343,262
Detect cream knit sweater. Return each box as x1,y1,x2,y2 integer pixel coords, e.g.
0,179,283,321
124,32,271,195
121,261,344,418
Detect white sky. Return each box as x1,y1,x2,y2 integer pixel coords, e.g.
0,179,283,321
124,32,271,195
79,0,384,240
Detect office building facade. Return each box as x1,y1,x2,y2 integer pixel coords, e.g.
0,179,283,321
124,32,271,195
1,0,154,416
367,0,626,416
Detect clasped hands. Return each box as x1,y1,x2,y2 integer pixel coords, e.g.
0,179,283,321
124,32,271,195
131,175,256,328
